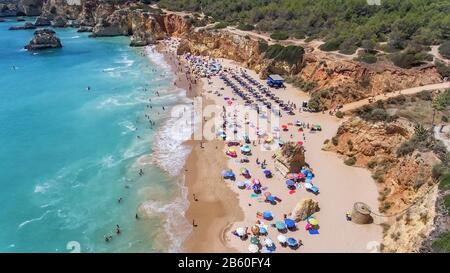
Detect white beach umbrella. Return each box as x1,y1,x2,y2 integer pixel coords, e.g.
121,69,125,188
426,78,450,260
236,227,245,236
248,244,259,253
277,234,287,243
304,182,313,189
264,238,274,247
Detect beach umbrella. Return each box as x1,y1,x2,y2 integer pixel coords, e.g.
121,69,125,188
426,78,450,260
236,181,245,189
259,226,267,235
308,218,319,226
251,225,260,235
263,211,273,220
240,168,249,175
277,234,287,243
261,247,271,253
297,173,306,179
236,227,245,236
250,236,260,245
248,244,259,253
275,221,287,230
266,195,275,203
253,178,260,185
240,145,251,153
264,238,274,247
286,173,297,180
287,238,298,247
304,182,313,189
284,218,296,229
297,141,304,146
285,180,295,187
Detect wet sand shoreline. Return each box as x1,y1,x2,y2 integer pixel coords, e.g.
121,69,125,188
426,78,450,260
156,42,243,252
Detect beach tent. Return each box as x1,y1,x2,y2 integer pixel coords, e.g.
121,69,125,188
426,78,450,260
248,244,259,253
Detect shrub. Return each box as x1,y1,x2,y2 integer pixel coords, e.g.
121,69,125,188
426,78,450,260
444,194,450,214
344,157,357,166
439,41,450,59
319,38,341,51
439,173,450,190
435,61,450,78
397,141,415,156
270,31,289,41
237,23,255,31
264,44,305,65
432,232,450,252
258,40,268,52
367,160,378,169
335,111,344,118
416,90,433,101
442,115,449,123
214,21,228,29
356,53,378,64
331,136,339,146
372,170,384,183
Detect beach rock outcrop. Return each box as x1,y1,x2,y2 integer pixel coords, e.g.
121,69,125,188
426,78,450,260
274,142,305,177
51,15,66,27
34,15,51,26
9,21,36,30
77,25,92,32
292,198,320,221
25,28,62,50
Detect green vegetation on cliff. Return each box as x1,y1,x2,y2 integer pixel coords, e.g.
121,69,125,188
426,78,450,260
154,0,450,55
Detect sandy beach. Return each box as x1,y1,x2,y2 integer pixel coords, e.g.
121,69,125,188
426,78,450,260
156,39,382,253
157,41,244,252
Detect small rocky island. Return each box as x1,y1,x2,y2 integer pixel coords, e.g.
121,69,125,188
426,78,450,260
25,29,62,51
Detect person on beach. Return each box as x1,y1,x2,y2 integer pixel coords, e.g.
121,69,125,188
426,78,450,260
135,213,139,220
118,197,122,203
139,169,144,176
116,225,121,235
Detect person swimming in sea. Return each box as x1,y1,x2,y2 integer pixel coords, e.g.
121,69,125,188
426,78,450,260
86,86,91,91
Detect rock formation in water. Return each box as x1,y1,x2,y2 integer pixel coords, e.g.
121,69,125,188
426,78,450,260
9,21,35,30
25,28,62,50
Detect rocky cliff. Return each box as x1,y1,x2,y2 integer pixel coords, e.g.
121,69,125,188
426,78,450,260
300,54,442,109
0,0,44,16
323,117,440,252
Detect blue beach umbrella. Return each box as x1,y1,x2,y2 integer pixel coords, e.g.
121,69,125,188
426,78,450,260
275,221,287,230
267,195,275,203
287,238,298,247
285,180,295,187
284,218,296,229
263,211,273,220
259,226,267,235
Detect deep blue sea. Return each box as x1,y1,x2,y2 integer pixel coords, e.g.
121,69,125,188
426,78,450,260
0,18,192,252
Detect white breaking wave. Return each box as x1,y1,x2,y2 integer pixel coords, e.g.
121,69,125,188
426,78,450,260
145,46,172,73
18,210,52,229
140,176,192,252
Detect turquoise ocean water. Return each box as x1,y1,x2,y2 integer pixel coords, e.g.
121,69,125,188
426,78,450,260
0,18,192,252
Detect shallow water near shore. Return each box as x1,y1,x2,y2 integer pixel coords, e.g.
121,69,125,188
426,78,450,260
0,18,189,252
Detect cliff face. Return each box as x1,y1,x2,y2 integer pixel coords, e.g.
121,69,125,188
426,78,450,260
0,0,44,16
177,29,302,77
300,54,442,108
36,0,192,46
323,118,440,252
